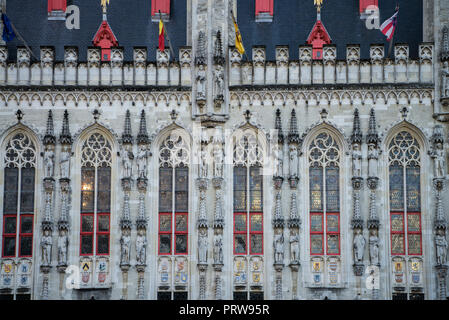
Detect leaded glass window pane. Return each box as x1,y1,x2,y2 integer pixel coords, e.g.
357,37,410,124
310,214,323,232
159,234,171,254
20,168,35,214
389,164,404,211
250,234,263,254
234,214,247,232
407,213,421,232
233,166,247,212
97,215,109,232
391,234,405,255
159,168,173,212
81,168,95,213
175,234,187,254
81,215,94,233
97,167,111,212
175,167,188,212
4,216,16,234
406,166,421,212
159,214,171,232
310,234,323,255
250,214,262,232
391,214,404,232
3,167,18,214
326,234,339,255
20,216,33,234
19,236,32,256
3,237,15,257
309,165,323,212
325,165,339,212
81,235,93,255
326,214,339,233
234,234,247,254
175,214,187,232
407,234,422,255
249,166,263,212
97,235,109,255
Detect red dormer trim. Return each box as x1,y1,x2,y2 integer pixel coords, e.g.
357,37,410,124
359,0,378,14
92,21,119,61
152,0,171,17
255,0,273,16
306,20,332,60
48,0,67,13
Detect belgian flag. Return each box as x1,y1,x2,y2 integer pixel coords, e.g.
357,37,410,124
158,18,165,52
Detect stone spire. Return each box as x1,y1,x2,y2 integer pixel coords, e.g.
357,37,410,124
351,108,362,144
442,25,449,61
213,30,224,65
288,192,300,228
136,110,149,145
59,110,72,145
275,109,284,144
366,108,380,145
195,31,207,65
122,110,133,144
288,109,301,144
43,110,56,145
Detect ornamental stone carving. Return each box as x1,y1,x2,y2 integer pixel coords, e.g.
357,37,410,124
57,230,69,266
43,146,55,178
41,229,52,266
213,233,223,265
198,229,208,264
353,229,365,263
289,231,300,263
137,145,150,179
120,229,131,266
136,229,147,266
435,230,448,265
274,233,284,264
369,229,379,266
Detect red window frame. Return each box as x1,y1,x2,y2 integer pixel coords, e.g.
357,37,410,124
390,212,406,256
325,212,340,255
359,0,378,14
2,214,17,258
96,212,110,256
255,0,274,16
174,212,188,255
310,212,324,256
158,212,172,255
151,0,170,17
80,213,94,256
406,212,422,256
233,212,247,255
18,214,33,258
48,0,67,13
249,212,263,255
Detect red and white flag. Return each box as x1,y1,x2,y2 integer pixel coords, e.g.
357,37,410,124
380,8,399,41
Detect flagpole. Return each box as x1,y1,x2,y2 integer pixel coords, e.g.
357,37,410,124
387,4,399,58
5,13,39,61
159,10,175,61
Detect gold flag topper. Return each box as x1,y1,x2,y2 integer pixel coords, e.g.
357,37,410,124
101,0,110,9
314,0,323,12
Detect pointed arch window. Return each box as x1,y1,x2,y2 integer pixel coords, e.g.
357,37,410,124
158,132,190,255
308,132,341,256
388,131,422,256
233,131,264,256
80,133,112,256
2,133,36,258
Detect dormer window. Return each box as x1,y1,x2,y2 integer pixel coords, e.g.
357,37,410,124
360,0,379,19
255,0,273,22
48,0,67,20
152,0,170,22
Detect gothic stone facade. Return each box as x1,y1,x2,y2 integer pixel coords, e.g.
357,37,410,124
0,0,449,300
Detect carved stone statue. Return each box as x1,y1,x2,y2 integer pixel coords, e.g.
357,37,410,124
57,230,69,265
435,229,448,265
289,231,300,263
198,229,208,264
275,145,283,177
353,229,365,263
196,64,206,100
352,144,362,177
41,229,52,266
369,229,379,266
213,144,223,178
120,229,131,265
60,148,70,178
44,148,55,178
137,145,149,179
213,64,224,101
442,61,449,98
289,145,298,178
213,233,223,265
136,229,147,265
200,147,208,178
431,143,445,178
368,144,379,177
122,146,134,178
274,233,284,264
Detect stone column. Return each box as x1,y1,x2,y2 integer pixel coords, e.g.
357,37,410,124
366,108,381,300
135,109,150,300
431,125,448,300
197,177,209,300
40,110,56,300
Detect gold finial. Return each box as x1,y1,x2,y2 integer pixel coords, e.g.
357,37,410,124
314,0,323,12
101,0,109,13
